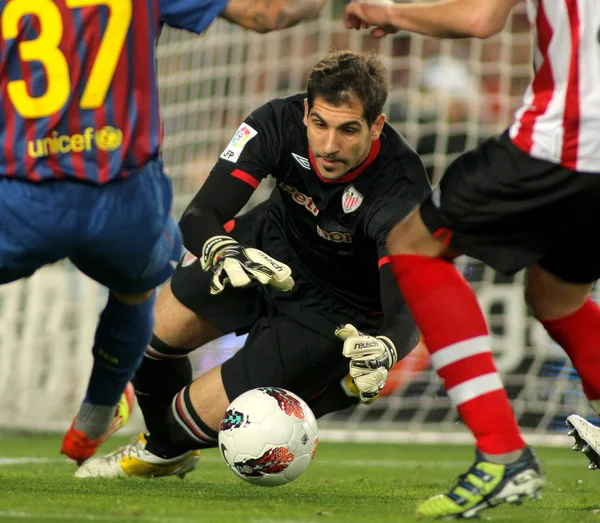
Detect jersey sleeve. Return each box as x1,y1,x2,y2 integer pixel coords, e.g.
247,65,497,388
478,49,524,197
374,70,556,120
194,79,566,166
216,101,286,183
158,0,229,34
179,100,286,257
364,156,432,259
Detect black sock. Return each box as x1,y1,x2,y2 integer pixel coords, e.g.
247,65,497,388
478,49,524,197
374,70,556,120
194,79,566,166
166,384,218,451
132,335,193,458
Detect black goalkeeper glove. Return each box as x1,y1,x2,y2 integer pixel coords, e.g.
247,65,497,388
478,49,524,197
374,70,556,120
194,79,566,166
200,235,294,295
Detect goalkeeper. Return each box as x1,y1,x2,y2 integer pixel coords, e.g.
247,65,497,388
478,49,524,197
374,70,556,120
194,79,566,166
76,50,430,479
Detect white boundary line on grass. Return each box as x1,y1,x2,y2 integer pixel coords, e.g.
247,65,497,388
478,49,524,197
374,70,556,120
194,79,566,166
0,457,63,465
318,429,572,446
0,512,308,523
0,429,572,449
0,456,585,468
0,512,194,522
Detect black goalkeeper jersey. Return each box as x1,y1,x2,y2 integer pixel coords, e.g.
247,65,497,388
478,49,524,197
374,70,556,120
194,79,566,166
180,93,431,314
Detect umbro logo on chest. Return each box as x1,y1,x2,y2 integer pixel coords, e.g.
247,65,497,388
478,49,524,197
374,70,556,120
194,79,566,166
292,153,311,170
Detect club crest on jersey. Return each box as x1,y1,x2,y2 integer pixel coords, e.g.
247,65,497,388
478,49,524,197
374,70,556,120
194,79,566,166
220,123,258,163
342,185,363,214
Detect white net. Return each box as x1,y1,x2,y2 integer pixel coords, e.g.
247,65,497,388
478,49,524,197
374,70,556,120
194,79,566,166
0,2,594,439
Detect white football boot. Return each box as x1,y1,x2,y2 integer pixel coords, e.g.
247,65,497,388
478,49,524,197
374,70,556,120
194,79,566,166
566,414,600,470
75,433,200,478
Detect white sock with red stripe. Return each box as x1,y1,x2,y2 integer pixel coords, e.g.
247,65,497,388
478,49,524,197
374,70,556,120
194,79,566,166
390,254,525,456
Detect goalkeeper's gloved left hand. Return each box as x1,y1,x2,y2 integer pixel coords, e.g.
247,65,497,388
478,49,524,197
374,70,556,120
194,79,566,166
335,324,398,403
200,235,294,295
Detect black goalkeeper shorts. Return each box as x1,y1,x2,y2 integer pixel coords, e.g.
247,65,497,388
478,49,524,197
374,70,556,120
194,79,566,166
221,314,357,418
170,202,359,417
420,131,600,282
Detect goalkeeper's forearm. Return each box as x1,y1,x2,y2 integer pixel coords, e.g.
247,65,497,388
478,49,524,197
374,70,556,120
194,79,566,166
179,207,226,259
178,167,256,258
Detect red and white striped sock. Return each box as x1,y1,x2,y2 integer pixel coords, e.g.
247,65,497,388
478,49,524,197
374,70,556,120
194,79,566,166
166,385,218,450
390,254,525,455
540,298,600,411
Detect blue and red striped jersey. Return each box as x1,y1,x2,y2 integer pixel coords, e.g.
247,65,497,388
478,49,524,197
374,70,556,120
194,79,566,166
0,0,227,183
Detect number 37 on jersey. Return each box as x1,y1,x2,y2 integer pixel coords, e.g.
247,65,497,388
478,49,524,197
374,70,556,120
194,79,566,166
1,0,132,119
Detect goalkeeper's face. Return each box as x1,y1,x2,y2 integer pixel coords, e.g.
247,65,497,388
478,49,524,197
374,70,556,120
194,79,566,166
304,96,385,180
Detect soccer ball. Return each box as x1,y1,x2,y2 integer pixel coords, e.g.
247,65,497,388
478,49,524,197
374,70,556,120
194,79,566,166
218,387,319,487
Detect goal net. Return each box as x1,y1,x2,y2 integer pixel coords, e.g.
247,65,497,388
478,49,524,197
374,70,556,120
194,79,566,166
0,1,592,442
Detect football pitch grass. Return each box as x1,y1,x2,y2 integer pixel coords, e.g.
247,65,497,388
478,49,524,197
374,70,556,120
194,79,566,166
1,435,599,523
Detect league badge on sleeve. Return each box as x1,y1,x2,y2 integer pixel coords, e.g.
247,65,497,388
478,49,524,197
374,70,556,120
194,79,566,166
342,185,364,214
220,123,258,163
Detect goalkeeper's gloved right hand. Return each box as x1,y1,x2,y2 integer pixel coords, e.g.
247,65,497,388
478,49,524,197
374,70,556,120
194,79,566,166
200,235,294,295
335,324,398,403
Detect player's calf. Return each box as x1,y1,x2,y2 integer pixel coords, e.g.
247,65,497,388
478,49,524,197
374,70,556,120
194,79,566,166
166,384,220,450
84,292,156,415
62,292,156,465
132,334,194,457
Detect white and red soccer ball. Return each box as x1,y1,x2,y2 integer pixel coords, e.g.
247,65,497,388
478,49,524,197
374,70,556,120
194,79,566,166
218,387,319,486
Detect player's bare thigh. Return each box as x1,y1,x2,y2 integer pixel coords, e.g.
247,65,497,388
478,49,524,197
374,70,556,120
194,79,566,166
525,264,593,321
153,281,223,349
386,206,456,258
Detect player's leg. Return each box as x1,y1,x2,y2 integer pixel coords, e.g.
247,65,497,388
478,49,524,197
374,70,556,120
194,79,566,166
90,282,225,479
0,177,145,461
74,276,266,478
526,247,600,469
0,178,79,283
526,264,597,405
77,323,269,478
61,160,183,464
162,318,359,449
163,314,347,450
132,279,223,458
133,206,270,455
161,318,281,451
388,209,527,459
61,282,173,464
75,212,268,477
387,135,548,518
74,290,225,479
60,288,155,464
61,286,174,466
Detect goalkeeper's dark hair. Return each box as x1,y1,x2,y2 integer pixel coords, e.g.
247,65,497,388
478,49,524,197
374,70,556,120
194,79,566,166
307,50,389,127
